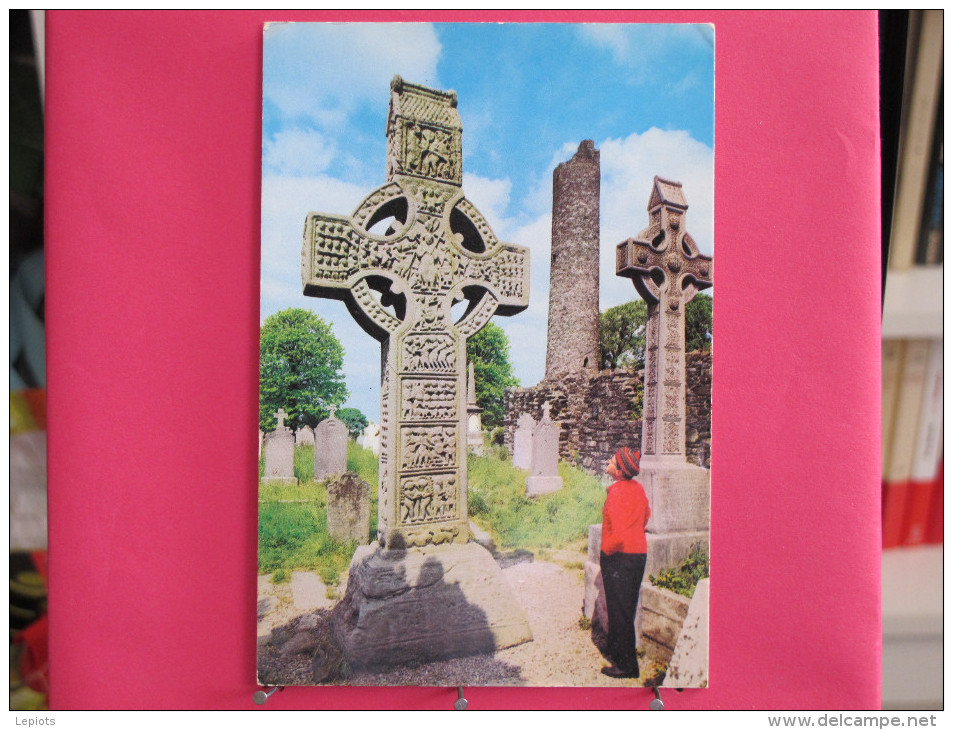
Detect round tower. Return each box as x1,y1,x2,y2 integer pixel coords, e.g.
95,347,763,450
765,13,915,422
545,140,601,380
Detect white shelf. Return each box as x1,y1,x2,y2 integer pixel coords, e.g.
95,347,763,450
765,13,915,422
882,266,943,339
881,545,943,710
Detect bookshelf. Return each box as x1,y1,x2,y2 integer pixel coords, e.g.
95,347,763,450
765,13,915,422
879,10,943,712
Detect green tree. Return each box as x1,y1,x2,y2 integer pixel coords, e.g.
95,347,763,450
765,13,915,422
599,300,647,370
466,322,519,430
336,407,369,438
259,308,348,432
686,293,713,352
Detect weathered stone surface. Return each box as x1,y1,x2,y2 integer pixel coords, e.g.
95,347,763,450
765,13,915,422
314,413,348,481
301,76,529,549
332,542,532,670
512,412,535,470
636,582,690,666
639,464,710,534
301,77,533,672
295,426,315,447
262,408,297,485
663,578,709,688
327,472,371,544
616,176,713,467
546,141,600,379
582,560,608,634
526,403,563,496
645,532,709,580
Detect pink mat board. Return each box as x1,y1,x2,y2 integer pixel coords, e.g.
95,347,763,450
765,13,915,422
45,10,882,709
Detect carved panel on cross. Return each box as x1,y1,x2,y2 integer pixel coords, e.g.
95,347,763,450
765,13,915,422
401,333,457,373
400,425,457,470
399,473,458,524
401,378,457,421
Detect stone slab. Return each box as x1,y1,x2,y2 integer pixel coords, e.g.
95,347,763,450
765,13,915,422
332,542,532,670
646,531,709,578
327,472,371,544
587,523,602,564
663,578,709,688
525,475,563,497
582,560,608,634
636,582,690,666
638,464,710,534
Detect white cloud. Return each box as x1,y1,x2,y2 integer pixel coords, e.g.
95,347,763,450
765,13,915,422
577,24,631,65
264,22,442,128
462,173,514,237
263,129,336,177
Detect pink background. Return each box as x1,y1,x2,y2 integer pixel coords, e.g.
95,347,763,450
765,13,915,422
45,10,882,709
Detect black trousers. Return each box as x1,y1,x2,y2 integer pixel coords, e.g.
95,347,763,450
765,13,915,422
600,551,647,675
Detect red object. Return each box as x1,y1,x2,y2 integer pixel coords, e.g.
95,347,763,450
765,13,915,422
601,479,651,554
926,461,944,544
882,479,910,548
45,10,882,710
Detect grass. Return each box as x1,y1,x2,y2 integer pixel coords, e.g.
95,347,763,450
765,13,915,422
648,543,709,598
467,445,605,550
257,441,380,584
259,440,605,580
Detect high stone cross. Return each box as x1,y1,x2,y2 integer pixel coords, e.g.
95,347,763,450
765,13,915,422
302,76,530,549
616,176,713,466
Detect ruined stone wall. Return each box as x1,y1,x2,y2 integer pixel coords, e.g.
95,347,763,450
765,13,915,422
545,141,601,379
504,349,712,473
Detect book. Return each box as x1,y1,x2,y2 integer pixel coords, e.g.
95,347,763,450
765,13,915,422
882,339,931,548
901,339,943,546
888,9,943,270
915,94,943,265
881,338,904,476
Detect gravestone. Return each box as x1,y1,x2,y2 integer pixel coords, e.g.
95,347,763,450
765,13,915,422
327,472,371,544
314,408,348,481
466,361,484,455
616,176,712,575
359,422,381,456
261,408,297,485
301,76,532,668
512,412,535,470
295,426,315,447
525,402,563,496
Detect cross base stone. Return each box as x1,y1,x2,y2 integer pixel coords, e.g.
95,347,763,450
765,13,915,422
646,531,710,579
525,475,563,497
332,541,532,671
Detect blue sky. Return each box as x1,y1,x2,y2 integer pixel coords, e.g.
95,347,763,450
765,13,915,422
261,22,714,422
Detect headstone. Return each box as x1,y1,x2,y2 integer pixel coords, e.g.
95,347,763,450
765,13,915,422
295,426,315,447
512,412,535,470
327,472,371,544
466,361,484,455
525,402,563,496
261,408,297,484
301,76,532,668
616,176,712,575
359,422,380,456
314,408,348,481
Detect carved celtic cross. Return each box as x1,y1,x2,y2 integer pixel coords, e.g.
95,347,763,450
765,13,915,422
616,176,712,465
302,76,529,548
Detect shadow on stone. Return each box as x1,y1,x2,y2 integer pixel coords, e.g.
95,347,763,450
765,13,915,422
332,541,533,678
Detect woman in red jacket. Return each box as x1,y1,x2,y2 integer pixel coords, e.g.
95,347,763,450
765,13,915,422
600,446,650,679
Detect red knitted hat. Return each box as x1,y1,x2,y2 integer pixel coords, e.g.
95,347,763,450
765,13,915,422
615,447,641,479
